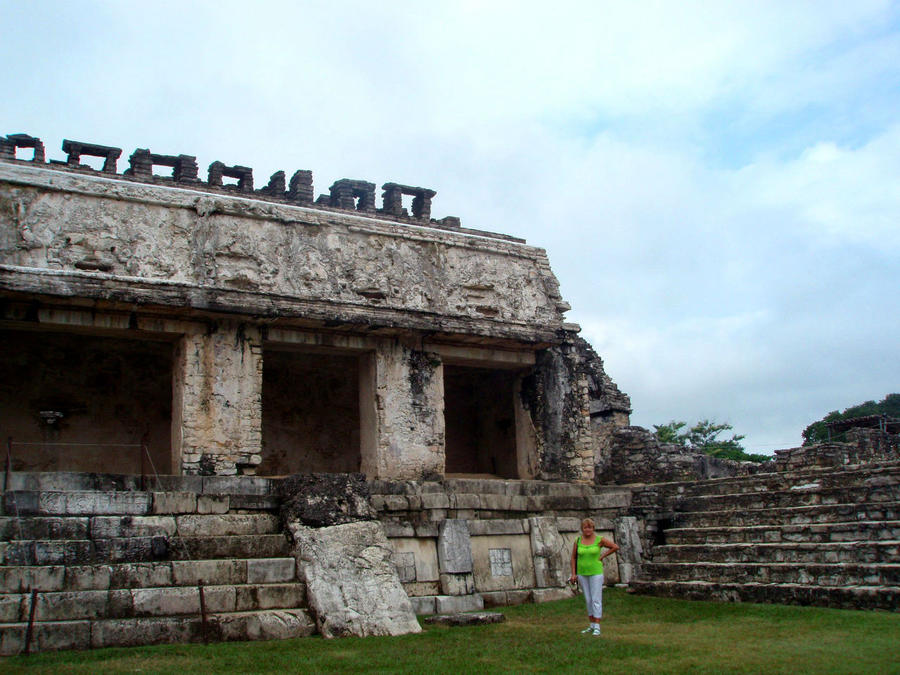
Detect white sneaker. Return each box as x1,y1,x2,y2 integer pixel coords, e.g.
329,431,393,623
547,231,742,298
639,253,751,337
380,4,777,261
581,626,593,634
592,627,601,636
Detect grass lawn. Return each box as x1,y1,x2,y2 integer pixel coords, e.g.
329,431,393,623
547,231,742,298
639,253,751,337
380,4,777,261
2,589,898,674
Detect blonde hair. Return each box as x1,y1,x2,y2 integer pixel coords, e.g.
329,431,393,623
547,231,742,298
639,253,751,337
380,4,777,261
581,518,595,528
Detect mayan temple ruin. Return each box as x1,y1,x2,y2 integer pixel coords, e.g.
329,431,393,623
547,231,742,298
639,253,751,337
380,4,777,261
1,133,897,654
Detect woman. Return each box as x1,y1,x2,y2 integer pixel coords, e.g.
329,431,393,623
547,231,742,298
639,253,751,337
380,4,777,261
569,517,619,636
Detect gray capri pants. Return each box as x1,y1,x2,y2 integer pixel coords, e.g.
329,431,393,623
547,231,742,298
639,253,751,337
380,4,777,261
577,574,604,618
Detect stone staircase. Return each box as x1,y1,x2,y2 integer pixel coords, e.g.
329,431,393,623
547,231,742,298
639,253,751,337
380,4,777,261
0,473,314,655
629,461,900,610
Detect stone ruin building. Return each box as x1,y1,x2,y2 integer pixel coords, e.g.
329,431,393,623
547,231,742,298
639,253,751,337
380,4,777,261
0,133,897,654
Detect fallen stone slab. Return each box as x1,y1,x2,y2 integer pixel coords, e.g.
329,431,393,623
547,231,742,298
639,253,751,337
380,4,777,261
424,611,506,627
287,520,421,638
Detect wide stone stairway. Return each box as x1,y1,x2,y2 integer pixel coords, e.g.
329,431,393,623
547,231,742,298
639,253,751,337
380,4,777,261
629,460,900,610
0,473,314,655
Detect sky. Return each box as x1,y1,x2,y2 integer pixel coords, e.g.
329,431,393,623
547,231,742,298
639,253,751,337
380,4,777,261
2,1,898,453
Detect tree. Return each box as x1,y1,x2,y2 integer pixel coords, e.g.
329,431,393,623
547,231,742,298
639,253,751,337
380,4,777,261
653,419,769,462
801,394,900,445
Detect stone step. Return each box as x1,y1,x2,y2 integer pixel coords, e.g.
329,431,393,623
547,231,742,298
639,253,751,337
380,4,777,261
634,460,900,500
168,535,290,560
0,513,281,541
629,579,899,612
655,462,900,499
0,607,315,655
652,541,900,565
0,582,306,623
0,557,297,593
676,483,900,513
0,533,289,565
669,501,900,529
664,520,900,545
643,561,900,586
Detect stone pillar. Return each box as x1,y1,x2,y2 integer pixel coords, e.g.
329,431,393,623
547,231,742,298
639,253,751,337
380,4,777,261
172,321,263,475
529,517,567,587
613,516,644,584
361,341,444,480
437,519,474,595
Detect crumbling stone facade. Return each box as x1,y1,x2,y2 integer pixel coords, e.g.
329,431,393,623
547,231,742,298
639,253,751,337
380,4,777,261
0,132,629,483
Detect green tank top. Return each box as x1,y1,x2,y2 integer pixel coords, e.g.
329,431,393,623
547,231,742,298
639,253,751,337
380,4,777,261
576,536,604,576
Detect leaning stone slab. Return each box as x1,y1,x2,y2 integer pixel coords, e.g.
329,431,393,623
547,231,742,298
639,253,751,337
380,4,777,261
287,520,421,638
424,611,506,626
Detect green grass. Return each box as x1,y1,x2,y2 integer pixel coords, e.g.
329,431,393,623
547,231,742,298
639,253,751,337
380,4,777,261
2,589,899,674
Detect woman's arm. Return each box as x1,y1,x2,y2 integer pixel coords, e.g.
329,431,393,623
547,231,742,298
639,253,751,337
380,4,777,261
569,540,578,582
599,537,619,561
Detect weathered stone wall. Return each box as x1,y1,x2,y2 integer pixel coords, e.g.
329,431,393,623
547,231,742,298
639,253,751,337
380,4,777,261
774,429,899,472
521,333,629,483
597,426,770,485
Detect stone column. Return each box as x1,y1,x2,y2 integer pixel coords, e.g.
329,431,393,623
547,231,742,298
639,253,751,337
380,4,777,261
362,340,445,480
172,321,263,475
437,519,474,595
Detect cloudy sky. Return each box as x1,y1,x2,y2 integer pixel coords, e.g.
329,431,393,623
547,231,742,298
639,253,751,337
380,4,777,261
2,1,898,453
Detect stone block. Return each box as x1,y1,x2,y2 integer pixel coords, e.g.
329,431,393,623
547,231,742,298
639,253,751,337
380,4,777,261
434,593,484,614
437,519,473,574
468,519,526,536
202,475,272,496
450,493,482,509
415,523,439,537
478,494,513,511
197,495,229,514
0,565,65,593
151,492,197,514
109,562,170,589
204,585,237,613
1,620,92,655
35,589,109,621
409,595,436,615
247,558,296,584
66,564,113,590
440,572,475,596
133,587,199,617
421,493,451,510
0,593,22,622
91,616,198,648
383,521,416,537
506,589,532,606
424,611,506,626
480,590,508,608
215,608,316,641
91,515,176,538
67,491,151,515
173,559,245,586
532,586,574,603
235,583,303,610
107,588,135,618
176,513,279,537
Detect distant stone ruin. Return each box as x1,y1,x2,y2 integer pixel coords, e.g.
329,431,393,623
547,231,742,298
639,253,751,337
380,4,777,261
0,133,896,655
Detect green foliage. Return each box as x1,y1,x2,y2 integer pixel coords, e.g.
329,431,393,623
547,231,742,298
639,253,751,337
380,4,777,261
802,393,900,445
653,419,769,463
